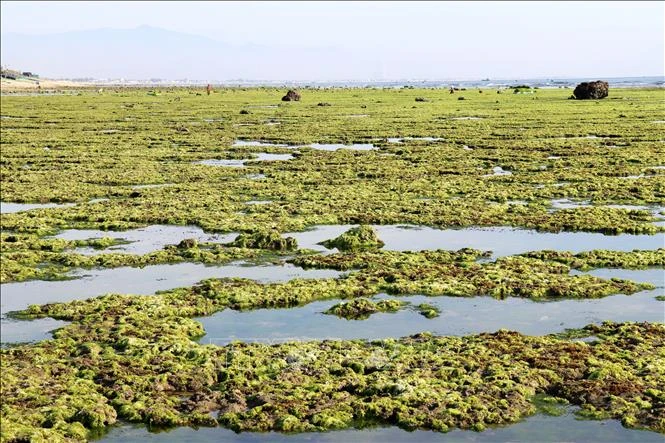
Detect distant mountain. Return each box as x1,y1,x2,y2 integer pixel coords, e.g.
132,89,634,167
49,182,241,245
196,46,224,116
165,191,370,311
0,25,372,81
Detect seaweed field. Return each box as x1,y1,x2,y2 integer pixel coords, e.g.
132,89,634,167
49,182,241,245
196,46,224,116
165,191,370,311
1,86,664,442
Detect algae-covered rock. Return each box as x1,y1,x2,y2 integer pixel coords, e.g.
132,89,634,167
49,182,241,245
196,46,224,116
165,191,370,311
229,230,297,251
319,225,385,251
177,238,199,249
324,298,405,320
416,303,441,318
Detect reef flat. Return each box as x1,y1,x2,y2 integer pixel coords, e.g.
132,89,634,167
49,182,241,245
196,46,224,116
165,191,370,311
1,86,664,441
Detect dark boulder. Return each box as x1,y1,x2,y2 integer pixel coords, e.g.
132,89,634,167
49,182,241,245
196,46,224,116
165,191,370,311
573,81,609,100
281,90,301,101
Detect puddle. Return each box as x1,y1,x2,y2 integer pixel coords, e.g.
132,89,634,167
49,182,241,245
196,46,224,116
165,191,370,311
203,118,223,123
200,266,664,345
197,153,293,167
309,143,376,151
550,201,664,216
131,183,174,190
547,156,561,160
98,400,664,443
483,167,512,177
245,200,273,205
1,202,76,214
550,199,590,210
245,174,266,180
199,286,663,345
347,114,369,118
0,262,344,316
618,174,656,180
232,140,288,147
451,116,484,120
253,153,293,161
196,159,246,167
1,317,70,346
286,225,664,257
52,225,237,256
387,137,443,143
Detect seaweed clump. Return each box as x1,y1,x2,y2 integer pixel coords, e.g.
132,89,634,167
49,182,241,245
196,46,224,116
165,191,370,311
319,225,385,251
324,298,405,320
416,303,441,318
229,230,297,251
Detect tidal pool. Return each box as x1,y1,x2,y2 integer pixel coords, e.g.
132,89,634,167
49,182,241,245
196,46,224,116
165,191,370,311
98,407,664,442
196,153,294,167
387,137,443,143
52,225,237,255
196,159,246,167
198,267,663,345
232,140,288,147
1,317,70,346
0,262,344,316
484,166,512,176
309,143,376,151
286,225,665,258
0,202,76,214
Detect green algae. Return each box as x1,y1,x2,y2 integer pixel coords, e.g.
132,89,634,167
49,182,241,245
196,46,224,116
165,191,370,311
522,249,665,270
228,230,297,251
18,248,654,328
415,303,441,319
318,225,385,251
2,87,664,257
2,322,663,441
324,298,406,320
0,232,282,283
2,86,665,442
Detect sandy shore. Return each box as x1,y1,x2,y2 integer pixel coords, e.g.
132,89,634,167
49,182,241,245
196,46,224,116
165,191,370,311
1,78,91,92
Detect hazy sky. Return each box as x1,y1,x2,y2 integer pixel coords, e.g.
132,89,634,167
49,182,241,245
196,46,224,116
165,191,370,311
2,1,664,80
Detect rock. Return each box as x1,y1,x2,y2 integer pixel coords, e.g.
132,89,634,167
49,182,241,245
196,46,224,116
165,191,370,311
239,110,250,115
318,225,385,251
458,97,465,101
281,90,301,101
317,102,331,107
573,81,609,100
177,238,198,249
415,97,428,102
230,230,298,251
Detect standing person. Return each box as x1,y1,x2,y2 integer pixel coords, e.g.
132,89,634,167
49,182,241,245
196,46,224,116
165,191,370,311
206,84,212,95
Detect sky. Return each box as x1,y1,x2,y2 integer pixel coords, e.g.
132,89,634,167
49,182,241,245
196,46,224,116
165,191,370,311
1,1,664,80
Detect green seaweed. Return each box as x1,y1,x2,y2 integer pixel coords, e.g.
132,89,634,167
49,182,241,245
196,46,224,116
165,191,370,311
324,298,406,320
319,225,385,251
415,303,441,319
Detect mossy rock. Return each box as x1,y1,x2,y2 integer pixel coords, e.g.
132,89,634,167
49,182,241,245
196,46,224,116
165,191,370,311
229,230,297,251
324,298,405,320
416,303,441,319
319,225,385,251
